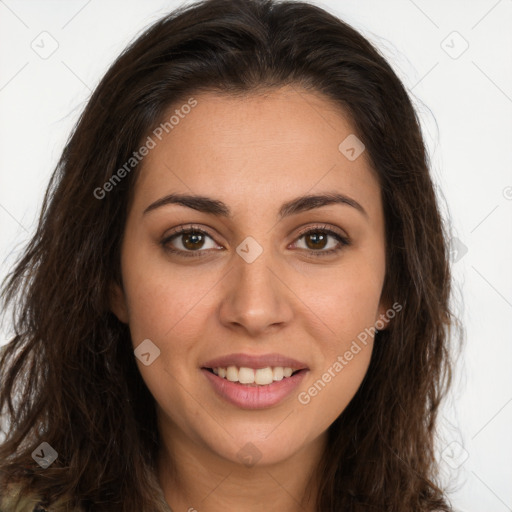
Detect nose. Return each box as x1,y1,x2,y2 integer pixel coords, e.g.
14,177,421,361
218,241,294,337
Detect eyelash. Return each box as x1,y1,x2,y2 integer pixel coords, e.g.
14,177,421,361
160,224,350,259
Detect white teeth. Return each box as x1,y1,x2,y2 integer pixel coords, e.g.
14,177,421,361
226,365,238,382
255,367,273,385
272,366,284,381
210,365,299,385
238,367,255,384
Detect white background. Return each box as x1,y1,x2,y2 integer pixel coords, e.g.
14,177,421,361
0,1,511,510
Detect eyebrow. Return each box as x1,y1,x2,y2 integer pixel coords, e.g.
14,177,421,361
143,191,368,219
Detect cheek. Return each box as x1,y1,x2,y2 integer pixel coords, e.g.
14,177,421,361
122,265,203,426
119,246,219,406
120,237,208,343
293,264,382,426
302,260,384,342
296,288,377,432
297,343,373,435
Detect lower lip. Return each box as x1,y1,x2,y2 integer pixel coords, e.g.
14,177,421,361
201,368,308,409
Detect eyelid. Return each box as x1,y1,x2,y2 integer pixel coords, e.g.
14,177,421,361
294,223,348,242
289,224,350,257
160,224,220,254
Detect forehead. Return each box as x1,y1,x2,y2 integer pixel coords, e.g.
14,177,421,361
132,86,380,219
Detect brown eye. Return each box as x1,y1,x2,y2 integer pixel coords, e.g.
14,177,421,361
181,231,207,250
293,226,350,257
303,231,329,250
161,227,220,258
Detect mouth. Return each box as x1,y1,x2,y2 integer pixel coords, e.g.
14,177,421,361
202,366,304,386
201,365,308,409
200,352,309,408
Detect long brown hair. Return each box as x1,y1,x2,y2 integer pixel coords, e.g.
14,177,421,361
0,0,459,510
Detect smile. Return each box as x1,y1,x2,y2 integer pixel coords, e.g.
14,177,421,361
207,365,300,385
202,367,308,409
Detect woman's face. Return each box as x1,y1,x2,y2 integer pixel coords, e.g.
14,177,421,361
111,85,387,467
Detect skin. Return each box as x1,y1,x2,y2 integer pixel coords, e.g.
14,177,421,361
110,85,389,512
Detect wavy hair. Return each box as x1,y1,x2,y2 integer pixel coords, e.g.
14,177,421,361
0,0,459,510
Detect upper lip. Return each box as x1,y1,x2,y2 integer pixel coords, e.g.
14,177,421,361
202,352,309,370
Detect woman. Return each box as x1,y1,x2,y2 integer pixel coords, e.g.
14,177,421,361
0,0,458,510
